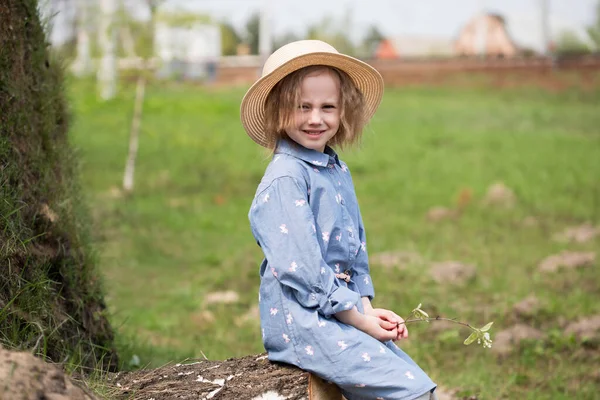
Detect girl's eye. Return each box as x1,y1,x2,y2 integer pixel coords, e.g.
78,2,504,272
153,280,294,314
299,105,310,110
323,105,336,110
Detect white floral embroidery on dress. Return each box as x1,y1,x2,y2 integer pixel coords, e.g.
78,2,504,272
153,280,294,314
405,371,415,380
263,193,270,203
361,353,371,362
337,341,348,350
335,193,342,204
289,261,298,272
361,242,366,252
322,232,330,242
335,233,342,241
364,276,370,285
313,168,319,173
305,345,314,356
341,165,348,172
271,268,278,277
279,224,288,234
317,320,326,327
344,302,354,309
311,224,316,232
294,199,306,207
286,313,293,325
312,160,323,166
334,264,341,273
320,267,326,274
379,345,386,354
270,308,278,316
282,333,290,343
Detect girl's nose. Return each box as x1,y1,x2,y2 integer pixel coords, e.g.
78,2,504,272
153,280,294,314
308,108,322,124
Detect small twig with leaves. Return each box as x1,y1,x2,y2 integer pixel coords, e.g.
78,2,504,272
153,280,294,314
400,304,494,349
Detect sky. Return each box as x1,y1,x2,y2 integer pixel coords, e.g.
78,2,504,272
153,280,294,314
47,0,598,52
160,0,598,51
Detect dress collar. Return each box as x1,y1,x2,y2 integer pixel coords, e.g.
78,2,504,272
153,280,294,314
275,139,341,167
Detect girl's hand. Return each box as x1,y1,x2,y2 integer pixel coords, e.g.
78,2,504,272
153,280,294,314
358,315,399,342
366,308,409,341
335,306,397,342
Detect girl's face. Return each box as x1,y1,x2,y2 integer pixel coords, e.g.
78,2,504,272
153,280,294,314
286,69,341,153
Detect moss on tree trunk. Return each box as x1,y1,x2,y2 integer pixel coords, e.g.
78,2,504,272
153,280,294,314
0,0,117,371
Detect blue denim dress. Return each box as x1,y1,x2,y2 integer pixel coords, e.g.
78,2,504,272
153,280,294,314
249,139,436,400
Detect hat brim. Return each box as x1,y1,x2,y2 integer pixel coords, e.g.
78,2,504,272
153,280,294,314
240,52,384,148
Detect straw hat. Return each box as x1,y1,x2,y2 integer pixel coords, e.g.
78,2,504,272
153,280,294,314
240,40,384,148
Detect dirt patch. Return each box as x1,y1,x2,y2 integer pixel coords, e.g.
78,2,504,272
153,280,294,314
512,296,542,319
482,182,516,208
429,261,477,285
553,223,600,243
434,386,479,400
492,324,545,356
236,305,260,327
204,291,241,305
108,354,310,400
426,207,457,222
0,346,97,400
191,310,217,327
565,315,600,343
369,251,423,269
522,216,539,227
538,251,596,273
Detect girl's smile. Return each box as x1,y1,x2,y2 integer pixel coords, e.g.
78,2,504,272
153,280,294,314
285,69,341,152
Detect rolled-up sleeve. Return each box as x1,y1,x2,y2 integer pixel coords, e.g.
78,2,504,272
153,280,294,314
249,176,360,317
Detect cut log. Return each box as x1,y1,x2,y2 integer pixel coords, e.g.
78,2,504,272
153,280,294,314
109,353,344,400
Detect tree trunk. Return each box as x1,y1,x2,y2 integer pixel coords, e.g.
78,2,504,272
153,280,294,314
120,26,138,59
122,75,146,193
97,0,117,100
71,0,93,77
0,0,117,372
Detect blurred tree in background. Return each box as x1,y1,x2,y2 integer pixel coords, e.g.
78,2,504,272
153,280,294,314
305,8,357,56
587,1,600,51
556,29,592,55
245,12,260,55
221,21,242,56
273,32,302,51
361,25,385,58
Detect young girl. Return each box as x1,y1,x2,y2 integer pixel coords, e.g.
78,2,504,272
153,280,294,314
241,40,437,400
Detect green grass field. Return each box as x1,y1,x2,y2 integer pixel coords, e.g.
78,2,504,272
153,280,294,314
67,76,600,399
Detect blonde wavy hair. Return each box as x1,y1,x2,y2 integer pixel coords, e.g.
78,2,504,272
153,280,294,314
263,65,367,150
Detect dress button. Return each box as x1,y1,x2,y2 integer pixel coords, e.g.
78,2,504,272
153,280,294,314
340,199,345,205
